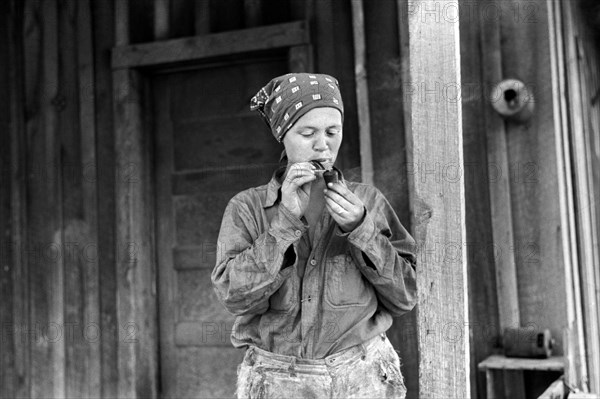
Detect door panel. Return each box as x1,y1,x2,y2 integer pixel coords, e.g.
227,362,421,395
154,56,289,398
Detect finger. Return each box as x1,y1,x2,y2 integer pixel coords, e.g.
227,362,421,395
324,188,353,211
284,168,316,184
325,201,350,223
286,168,314,179
288,162,317,175
325,182,359,205
325,194,350,214
285,174,316,189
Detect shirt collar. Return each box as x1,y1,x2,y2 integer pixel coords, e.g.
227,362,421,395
263,165,346,209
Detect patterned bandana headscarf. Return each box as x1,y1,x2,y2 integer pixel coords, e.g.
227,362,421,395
250,73,344,142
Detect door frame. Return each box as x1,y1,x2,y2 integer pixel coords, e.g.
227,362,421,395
111,21,311,398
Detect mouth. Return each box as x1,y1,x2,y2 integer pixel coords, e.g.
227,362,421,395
311,158,333,170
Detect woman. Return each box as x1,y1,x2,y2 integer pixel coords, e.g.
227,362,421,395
212,73,417,398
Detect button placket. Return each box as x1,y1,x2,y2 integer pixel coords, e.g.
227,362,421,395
300,258,318,354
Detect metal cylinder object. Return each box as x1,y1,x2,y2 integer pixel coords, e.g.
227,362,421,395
503,327,554,358
490,79,535,123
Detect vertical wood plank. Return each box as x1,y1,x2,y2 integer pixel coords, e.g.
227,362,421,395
314,0,335,79
76,0,101,396
350,0,373,186
577,25,600,386
154,0,170,40
288,45,312,73
503,370,526,398
243,0,262,28
318,0,359,174
115,1,158,397
479,0,520,332
485,370,497,399
91,0,119,396
573,5,600,392
458,0,502,396
501,0,568,358
289,0,311,20
9,0,30,397
113,67,159,399
547,0,588,391
194,0,210,35
24,0,65,396
1,1,16,397
562,0,600,391
129,0,155,44
114,67,137,399
57,0,90,397
170,0,195,37
154,75,178,399
115,0,129,46
406,1,469,397
388,2,421,397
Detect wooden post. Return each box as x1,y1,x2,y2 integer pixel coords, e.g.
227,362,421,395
405,0,470,397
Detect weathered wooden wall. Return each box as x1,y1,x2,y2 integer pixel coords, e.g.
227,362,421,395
1,0,118,397
460,0,600,396
0,0,414,397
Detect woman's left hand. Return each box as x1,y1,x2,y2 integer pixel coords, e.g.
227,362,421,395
324,182,365,232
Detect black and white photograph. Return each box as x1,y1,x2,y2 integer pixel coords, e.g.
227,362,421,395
1,0,600,398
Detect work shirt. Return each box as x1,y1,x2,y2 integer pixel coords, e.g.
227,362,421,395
211,166,418,359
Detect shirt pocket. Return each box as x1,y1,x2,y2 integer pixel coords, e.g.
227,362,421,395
325,253,371,308
268,272,298,312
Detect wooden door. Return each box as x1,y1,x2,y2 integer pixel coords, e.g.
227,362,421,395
153,56,291,398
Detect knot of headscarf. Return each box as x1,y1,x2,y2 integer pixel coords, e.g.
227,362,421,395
250,73,344,142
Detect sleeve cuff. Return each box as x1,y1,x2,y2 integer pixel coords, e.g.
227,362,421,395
268,204,307,254
350,245,381,274
338,208,377,251
336,209,382,275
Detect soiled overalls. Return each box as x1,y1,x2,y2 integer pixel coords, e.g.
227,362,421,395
237,333,406,398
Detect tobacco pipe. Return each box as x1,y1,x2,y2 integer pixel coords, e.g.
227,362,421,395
310,161,339,185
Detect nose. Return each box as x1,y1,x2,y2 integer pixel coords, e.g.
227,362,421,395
313,133,328,152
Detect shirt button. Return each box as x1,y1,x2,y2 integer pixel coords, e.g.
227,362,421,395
295,230,302,237
310,259,317,266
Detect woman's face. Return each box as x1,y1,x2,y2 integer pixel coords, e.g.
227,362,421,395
282,107,343,169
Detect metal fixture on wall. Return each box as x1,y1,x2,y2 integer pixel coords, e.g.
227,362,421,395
490,79,535,123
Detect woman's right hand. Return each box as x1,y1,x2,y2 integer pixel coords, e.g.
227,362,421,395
280,162,317,219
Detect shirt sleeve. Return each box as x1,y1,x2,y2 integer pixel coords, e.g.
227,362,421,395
211,196,308,316
341,188,418,317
